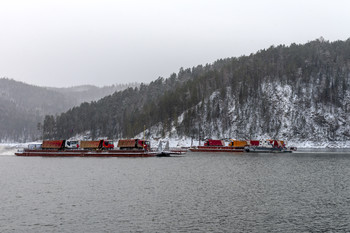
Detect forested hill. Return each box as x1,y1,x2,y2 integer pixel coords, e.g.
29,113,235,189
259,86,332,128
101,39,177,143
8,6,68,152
43,38,350,144
0,78,138,142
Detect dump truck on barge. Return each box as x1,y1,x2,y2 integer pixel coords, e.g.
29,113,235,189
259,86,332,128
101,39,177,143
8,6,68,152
80,140,114,150
42,140,66,150
117,139,150,151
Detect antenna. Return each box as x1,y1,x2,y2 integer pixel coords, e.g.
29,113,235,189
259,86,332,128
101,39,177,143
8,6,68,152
143,125,145,149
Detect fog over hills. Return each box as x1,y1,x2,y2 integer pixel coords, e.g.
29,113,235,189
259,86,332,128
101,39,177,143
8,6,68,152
0,78,139,142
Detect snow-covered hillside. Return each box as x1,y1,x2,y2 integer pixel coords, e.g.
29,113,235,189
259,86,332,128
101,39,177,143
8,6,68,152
139,78,350,149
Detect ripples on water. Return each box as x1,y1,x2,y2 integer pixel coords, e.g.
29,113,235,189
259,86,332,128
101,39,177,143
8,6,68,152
1,150,350,232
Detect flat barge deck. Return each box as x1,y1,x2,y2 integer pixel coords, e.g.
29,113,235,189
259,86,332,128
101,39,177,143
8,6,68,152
15,149,159,157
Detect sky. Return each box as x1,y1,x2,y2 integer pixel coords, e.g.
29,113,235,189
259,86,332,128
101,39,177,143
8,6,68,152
0,0,349,88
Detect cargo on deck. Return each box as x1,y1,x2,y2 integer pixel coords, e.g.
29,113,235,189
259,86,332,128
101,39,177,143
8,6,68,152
117,139,138,148
248,140,260,146
204,139,225,146
80,140,102,149
42,140,65,149
229,140,248,148
190,139,244,152
117,139,150,151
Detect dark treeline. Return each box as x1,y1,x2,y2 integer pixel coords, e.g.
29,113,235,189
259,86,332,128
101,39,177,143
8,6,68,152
43,38,350,141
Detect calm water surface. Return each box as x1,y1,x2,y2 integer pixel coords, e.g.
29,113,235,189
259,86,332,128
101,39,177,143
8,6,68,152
1,150,350,232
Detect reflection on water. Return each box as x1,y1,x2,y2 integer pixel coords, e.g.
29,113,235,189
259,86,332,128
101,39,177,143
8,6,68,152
1,150,350,232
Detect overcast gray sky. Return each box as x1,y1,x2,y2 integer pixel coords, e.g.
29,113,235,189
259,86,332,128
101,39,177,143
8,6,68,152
1,0,349,87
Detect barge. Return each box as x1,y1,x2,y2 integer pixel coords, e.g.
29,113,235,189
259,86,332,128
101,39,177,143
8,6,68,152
189,139,296,153
15,149,158,157
15,139,172,157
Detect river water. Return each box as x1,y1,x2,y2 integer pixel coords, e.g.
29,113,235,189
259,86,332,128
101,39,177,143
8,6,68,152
1,150,350,232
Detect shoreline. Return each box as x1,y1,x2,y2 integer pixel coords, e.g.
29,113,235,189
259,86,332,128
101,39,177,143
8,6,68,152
1,140,350,150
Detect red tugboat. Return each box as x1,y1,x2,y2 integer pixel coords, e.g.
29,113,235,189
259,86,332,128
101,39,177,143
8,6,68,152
15,139,160,157
189,139,245,152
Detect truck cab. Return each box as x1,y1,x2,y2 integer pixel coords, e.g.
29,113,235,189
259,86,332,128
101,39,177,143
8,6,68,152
102,140,114,149
137,140,150,151
65,140,79,149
